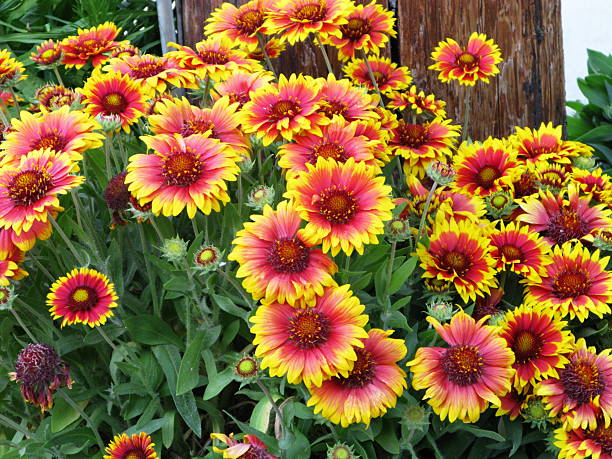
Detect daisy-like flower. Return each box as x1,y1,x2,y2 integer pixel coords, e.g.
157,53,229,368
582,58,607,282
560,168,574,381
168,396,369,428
0,219,52,259
498,304,573,390
518,184,611,246
533,161,571,191
148,96,249,158
487,221,551,282
109,44,140,59
104,432,158,459
126,134,240,218
510,123,579,165
278,117,377,178
9,343,72,411
537,338,612,430
524,242,612,322
391,118,460,178
554,419,612,459
285,157,393,256
60,22,125,68
572,167,612,205
495,388,530,421
0,49,26,87
1,106,104,166
324,0,396,61
316,74,378,121
212,70,274,107
239,73,328,146
408,311,515,423
429,32,502,86
47,267,118,327
105,54,197,93
387,86,447,119
307,328,407,427
0,249,28,285
353,118,392,165
250,284,369,387
264,0,350,45
416,217,498,302
204,0,272,51
211,433,278,459
79,69,149,133
30,40,62,67
0,149,83,233
166,37,260,81
344,56,411,93
453,138,520,196
228,200,337,307
33,84,80,112
246,37,286,60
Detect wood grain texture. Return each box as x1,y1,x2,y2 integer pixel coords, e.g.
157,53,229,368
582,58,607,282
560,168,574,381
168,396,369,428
180,0,565,139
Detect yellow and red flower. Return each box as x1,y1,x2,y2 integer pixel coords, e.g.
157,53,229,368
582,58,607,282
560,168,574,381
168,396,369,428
495,388,530,421
537,338,612,430
212,70,274,108
109,44,140,59
524,242,612,322
510,123,580,165
487,221,551,282
0,149,83,233
518,184,611,246
1,106,104,165
391,118,460,178
239,73,328,145
104,432,158,459
211,433,278,459
204,0,272,51
285,157,393,256
0,49,26,87
554,418,612,459
278,117,377,178
344,56,411,93
126,134,240,218
33,84,80,112
408,311,515,423
228,200,337,307
0,219,52,258
245,37,286,60
105,54,197,92
453,138,520,196
0,249,28,285
264,0,350,45
307,328,407,427
498,304,573,390
429,32,502,86
79,69,149,133
60,22,125,68
48,268,118,328
250,284,369,387
167,37,260,81
316,73,378,121
417,217,498,302
572,167,612,205
388,85,447,118
533,161,571,191
30,40,62,66
324,0,396,61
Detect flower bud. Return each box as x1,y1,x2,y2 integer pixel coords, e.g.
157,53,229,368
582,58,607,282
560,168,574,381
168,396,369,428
234,356,258,379
426,161,455,186
96,113,122,132
160,236,188,263
485,190,517,219
193,245,221,273
247,185,275,210
386,218,412,242
426,296,455,322
327,443,357,459
572,155,597,170
402,402,430,431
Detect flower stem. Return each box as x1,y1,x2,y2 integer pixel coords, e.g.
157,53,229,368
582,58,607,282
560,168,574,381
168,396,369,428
461,89,472,143
137,224,160,316
49,214,86,266
385,240,397,295
200,75,211,107
10,308,37,342
360,50,385,108
255,379,286,443
71,192,83,229
56,389,105,452
216,268,252,308
0,98,10,125
15,297,61,339
315,34,334,76
52,66,64,86
150,218,165,245
103,134,114,181
257,33,277,80
0,413,32,438
8,87,20,111
415,182,438,246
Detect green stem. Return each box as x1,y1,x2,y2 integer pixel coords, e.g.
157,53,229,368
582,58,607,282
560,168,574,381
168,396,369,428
52,66,64,86
216,268,252,308
137,224,160,316
150,219,165,244
8,87,19,112
0,98,10,125
103,134,113,181
255,379,286,444
29,254,55,282
257,33,277,80
360,50,385,108
191,218,199,237
10,308,37,342
461,89,472,143
415,182,438,246
49,215,86,266
385,240,397,295
315,34,334,76
15,297,61,339
71,192,83,229
0,413,32,438
56,390,105,452
200,75,211,108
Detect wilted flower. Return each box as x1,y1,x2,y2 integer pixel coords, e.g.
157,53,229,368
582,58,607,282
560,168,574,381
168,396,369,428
103,172,131,228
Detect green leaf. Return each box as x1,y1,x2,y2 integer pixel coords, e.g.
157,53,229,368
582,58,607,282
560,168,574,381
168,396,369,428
388,256,418,294
223,411,279,452
212,294,248,318
176,330,207,396
286,429,311,458
587,49,612,75
125,315,183,348
250,398,273,434
448,423,505,442
376,420,400,454
203,367,234,400
162,411,175,449
576,124,612,143
50,398,84,433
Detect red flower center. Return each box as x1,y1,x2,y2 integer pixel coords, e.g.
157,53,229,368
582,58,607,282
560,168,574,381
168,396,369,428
124,450,147,459
552,269,591,299
316,186,358,224
198,49,230,65
68,286,99,311
514,172,537,199
31,132,68,152
102,92,128,114
341,17,371,40
292,3,327,21
319,99,348,117
526,140,558,159
476,165,501,188
181,118,216,137
584,424,612,456
8,169,52,206
539,169,565,187
397,122,427,148
236,9,265,35
130,61,165,79
162,149,203,186
73,38,105,55
442,345,483,386
440,250,471,276
561,359,604,405
288,309,330,349
500,244,522,261
370,70,387,87
311,142,346,162
546,208,588,244
511,330,542,364
227,91,250,106
339,348,375,389
269,99,301,120
268,237,310,273
456,52,477,68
